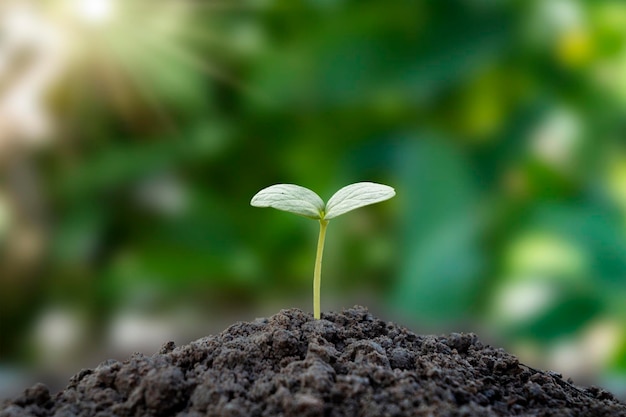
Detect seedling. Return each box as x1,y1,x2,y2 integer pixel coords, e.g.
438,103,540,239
251,182,395,319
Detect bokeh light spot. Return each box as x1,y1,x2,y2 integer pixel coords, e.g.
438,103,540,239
72,0,115,26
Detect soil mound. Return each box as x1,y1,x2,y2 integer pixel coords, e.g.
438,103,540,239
2,306,625,416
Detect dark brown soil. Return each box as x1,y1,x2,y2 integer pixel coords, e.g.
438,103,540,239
2,306,626,417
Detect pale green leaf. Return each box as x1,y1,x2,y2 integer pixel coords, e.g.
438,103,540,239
324,182,395,220
250,184,324,219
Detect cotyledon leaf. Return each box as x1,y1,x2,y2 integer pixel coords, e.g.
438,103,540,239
250,184,325,219
324,182,395,220
251,181,395,320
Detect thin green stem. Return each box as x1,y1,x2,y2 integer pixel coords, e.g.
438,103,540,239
313,218,328,319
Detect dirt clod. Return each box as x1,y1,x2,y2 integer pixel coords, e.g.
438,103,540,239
2,306,625,416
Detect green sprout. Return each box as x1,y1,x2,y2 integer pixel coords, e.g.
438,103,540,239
251,182,395,319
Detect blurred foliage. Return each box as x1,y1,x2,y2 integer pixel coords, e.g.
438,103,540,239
1,0,626,397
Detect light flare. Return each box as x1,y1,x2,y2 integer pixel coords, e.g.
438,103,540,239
73,0,116,26
1,0,259,155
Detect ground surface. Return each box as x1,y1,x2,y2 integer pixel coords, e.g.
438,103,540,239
2,306,626,417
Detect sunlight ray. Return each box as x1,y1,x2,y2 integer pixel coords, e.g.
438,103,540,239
111,49,181,135
131,26,255,96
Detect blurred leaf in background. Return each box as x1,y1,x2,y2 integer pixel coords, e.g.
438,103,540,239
1,0,626,400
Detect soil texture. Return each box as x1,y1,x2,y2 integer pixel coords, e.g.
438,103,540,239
2,306,626,416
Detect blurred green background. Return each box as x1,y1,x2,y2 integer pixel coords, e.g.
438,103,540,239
1,0,626,400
